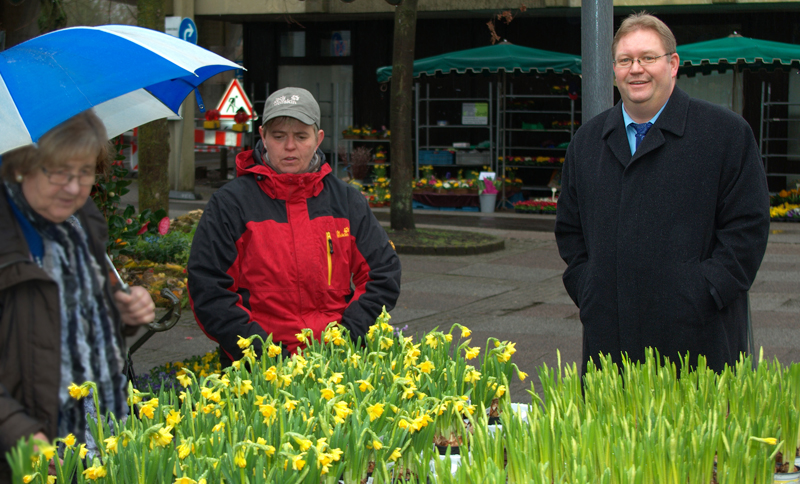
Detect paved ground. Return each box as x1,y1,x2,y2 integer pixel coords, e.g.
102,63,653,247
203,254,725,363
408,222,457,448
122,174,800,402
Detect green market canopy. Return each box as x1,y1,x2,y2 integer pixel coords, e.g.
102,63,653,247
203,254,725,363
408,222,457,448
677,35,800,76
375,42,581,83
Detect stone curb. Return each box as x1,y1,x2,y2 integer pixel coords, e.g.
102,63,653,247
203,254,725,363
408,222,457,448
394,238,505,256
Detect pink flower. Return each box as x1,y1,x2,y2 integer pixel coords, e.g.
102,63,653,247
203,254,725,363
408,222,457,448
158,217,170,235
126,218,132,225
137,221,150,235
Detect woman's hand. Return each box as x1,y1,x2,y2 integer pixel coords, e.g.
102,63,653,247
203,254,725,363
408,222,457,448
114,286,156,326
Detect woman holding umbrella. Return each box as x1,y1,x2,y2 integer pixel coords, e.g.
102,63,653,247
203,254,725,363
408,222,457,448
0,110,155,479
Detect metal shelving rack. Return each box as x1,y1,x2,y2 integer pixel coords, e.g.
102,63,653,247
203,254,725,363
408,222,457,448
414,82,494,179
759,82,800,186
497,83,579,204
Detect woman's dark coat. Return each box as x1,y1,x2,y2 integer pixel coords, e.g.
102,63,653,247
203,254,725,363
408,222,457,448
0,195,124,484
555,87,770,375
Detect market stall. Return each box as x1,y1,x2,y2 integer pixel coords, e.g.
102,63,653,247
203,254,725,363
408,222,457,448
377,42,581,209
676,34,800,190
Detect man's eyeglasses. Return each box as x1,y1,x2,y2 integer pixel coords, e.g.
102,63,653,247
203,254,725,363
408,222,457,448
41,167,97,186
613,53,673,68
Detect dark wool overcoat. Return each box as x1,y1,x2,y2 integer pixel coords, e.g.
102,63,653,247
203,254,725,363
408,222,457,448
555,87,770,375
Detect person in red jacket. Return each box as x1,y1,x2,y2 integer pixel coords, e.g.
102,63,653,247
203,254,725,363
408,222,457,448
188,87,401,365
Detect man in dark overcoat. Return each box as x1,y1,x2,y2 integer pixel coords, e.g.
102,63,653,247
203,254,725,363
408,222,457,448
555,12,770,375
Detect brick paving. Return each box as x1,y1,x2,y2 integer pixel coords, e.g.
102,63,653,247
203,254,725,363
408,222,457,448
123,180,800,402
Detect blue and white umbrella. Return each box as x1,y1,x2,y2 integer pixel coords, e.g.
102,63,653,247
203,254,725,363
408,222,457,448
0,24,242,155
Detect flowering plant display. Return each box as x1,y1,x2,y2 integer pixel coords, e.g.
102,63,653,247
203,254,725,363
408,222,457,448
8,317,800,484
373,145,388,163
771,203,800,220
513,199,557,214
771,188,800,206
360,125,379,139
341,126,362,138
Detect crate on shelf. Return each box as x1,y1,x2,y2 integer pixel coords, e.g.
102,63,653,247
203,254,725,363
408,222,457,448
455,151,491,165
419,149,454,165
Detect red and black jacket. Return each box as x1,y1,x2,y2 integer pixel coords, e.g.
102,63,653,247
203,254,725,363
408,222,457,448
188,144,401,360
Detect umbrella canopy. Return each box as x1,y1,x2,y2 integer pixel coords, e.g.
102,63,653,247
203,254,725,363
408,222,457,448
677,35,800,76
376,42,581,82
0,25,241,155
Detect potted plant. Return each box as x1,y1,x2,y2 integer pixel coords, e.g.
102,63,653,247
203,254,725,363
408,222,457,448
342,126,362,139
349,146,372,180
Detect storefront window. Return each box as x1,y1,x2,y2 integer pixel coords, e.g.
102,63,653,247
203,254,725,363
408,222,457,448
280,31,306,57
320,30,351,57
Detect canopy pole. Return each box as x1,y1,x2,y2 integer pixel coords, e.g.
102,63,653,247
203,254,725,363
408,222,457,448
581,0,614,122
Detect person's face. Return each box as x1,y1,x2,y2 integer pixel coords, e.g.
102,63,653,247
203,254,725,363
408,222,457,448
613,28,679,119
259,118,324,174
20,154,97,223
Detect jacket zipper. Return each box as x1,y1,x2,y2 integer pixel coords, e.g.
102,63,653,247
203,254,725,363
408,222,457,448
326,232,333,286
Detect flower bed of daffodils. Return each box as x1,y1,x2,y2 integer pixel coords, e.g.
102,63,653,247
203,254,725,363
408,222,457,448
8,310,800,484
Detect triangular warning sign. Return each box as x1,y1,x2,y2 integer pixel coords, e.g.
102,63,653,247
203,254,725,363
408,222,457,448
215,79,254,119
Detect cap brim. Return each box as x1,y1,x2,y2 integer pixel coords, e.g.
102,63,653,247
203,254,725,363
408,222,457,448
262,106,317,126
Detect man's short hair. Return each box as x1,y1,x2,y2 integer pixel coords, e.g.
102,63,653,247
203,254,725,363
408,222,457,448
612,12,677,59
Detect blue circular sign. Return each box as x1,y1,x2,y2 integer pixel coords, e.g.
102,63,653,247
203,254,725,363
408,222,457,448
179,18,197,45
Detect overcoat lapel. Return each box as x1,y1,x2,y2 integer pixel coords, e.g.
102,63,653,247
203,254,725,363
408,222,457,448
602,87,691,168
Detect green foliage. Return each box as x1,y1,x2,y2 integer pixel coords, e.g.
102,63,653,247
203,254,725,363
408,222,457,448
91,139,169,258
132,229,193,265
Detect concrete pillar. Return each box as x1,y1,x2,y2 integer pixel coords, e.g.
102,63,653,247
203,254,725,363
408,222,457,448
581,0,614,123
168,0,200,199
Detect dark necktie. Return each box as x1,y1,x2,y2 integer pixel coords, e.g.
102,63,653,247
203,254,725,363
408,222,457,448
632,122,653,150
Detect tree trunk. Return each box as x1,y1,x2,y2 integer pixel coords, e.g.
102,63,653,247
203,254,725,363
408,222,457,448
136,0,170,214
388,0,418,231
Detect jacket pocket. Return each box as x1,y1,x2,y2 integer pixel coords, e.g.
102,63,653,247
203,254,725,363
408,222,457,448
326,231,333,286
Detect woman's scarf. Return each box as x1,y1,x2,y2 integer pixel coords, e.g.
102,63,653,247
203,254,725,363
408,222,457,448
4,181,127,443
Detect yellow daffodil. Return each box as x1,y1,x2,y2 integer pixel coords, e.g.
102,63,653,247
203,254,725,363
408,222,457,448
335,384,347,395
104,436,119,454
417,360,435,374
152,426,174,447
296,438,313,452
518,370,528,381
39,445,55,461
444,334,453,342
139,403,155,419
234,449,247,468
267,344,282,358
495,385,507,398
232,360,241,370
243,346,256,361
284,399,298,411
177,374,192,388
424,334,438,349
166,409,183,427
237,335,251,349
328,372,343,384
127,388,144,406
750,436,778,445
367,402,385,421
260,403,277,422
82,465,107,480
234,380,253,396
296,332,307,343
68,383,89,400
388,447,403,461
62,433,76,447
461,326,471,338
174,477,197,484
464,368,481,383
367,439,383,450
22,475,34,483
320,388,335,400
264,366,277,382
78,444,88,459
465,347,480,360
212,422,225,432
292,454,306,471
48,477,56,484
178,440,194,459
356,380,374,392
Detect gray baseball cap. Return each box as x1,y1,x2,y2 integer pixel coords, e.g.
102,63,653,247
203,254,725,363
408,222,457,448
262,87,321,126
